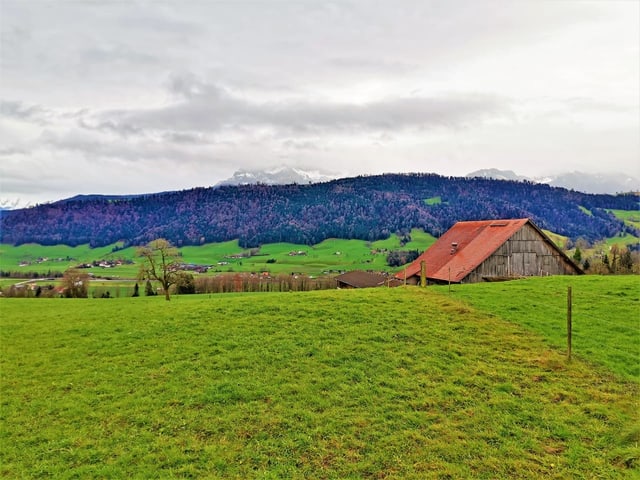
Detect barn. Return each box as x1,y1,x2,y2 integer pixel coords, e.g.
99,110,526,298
395,218,582,285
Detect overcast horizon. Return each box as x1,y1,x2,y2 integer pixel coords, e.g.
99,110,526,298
1,0,639,207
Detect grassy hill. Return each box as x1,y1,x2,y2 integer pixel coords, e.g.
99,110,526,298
1,277,637,478
0,229,437,279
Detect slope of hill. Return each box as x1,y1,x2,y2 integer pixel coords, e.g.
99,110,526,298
0,173,637,248
1,280,637,478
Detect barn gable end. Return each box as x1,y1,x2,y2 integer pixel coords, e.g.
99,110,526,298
465,222,582,283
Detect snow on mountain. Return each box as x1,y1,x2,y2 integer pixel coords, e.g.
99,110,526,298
466,169,528,182
216,166,336,186
0,198,32,211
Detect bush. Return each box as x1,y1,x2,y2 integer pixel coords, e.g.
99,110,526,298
175,272,196,295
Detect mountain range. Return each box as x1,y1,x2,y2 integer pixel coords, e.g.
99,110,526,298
466,169,640,195
216,166,334,187
1,168,637,212
1,173,637,249
217,167,640,195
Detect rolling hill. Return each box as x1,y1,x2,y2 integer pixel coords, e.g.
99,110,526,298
0,173,637,248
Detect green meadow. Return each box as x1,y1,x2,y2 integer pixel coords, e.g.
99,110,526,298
608,209,640,231
0,229,437,279
1,276,638,478
435,275,639,382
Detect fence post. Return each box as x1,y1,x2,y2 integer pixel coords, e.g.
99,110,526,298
420,261,426,287
567,286,572,361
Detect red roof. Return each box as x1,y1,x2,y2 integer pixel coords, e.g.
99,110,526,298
396,218,532,283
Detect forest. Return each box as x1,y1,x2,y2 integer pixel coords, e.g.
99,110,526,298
1,173,637,248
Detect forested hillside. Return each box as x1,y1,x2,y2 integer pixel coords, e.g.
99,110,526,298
1,174,637,248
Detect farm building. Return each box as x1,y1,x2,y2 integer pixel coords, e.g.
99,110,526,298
336,271,402,289
395,218,582,285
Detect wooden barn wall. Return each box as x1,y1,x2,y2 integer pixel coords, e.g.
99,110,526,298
465,224,579,283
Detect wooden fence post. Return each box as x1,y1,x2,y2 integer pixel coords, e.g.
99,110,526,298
420,261,426,287
567,286,572,361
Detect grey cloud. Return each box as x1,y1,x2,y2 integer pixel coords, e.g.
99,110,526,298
110,77,508,135
265,94,507,131
79,113,213,145
1,100,88,126
78,118,144,138
0,100,52,125
167,73,227,100
0,147,28,156
162,131,210,145
39,128,219,166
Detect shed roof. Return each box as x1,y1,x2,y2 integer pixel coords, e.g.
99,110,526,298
395,218,574,283
336,270,389,288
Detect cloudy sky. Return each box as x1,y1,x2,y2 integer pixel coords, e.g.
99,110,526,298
1,0,638,206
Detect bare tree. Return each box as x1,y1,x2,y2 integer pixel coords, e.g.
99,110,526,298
137,238,182,301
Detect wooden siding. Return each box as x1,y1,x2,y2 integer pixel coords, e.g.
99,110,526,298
465,223,579,283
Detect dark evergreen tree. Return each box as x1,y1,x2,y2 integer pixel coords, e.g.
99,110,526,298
145,280,156,296
573,247,582,263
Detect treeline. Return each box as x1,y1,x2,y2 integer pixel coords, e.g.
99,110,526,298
1,173,637,248
386,250,421,267
1,274,337,298
194,274,336,294
1,270,64,279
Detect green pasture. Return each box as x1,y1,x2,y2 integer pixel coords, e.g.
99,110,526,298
604,232,640,248
578,206,593,216
202,230,436,275
1,277,638,478
0,243,121,272
605,209,640,248
424,196,447,206
0,229,437,279
542,230,568,249
435,275,640,382
608,209,640,230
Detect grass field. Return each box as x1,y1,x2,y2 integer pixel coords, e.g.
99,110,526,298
0,229,437,279
608,209,640,231
1,277,638,478
434,275,640,382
